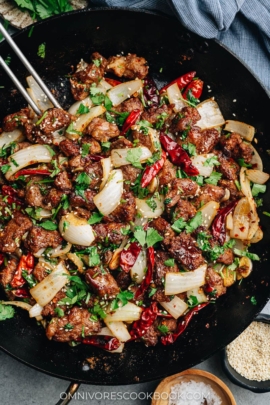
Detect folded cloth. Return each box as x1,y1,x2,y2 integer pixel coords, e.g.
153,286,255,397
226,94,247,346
91,0,270,92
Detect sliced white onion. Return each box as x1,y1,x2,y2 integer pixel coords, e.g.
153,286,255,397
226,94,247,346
30,261,69,307
0,300,32,312
107,79,143,106
33,248,46,258
130,249,147,283
166,83,187,112
160,296,188,319
93,169,123,216
99,79,113,90
66,252,84,273
104,320,131,342
238,256,253,278
68,96,93,115
39,208,52,218
131,215,149,230
0,129,25,149
224,120,255,142
59,212,95,246
66,105,106,140
100,157,112,190
250,227,263,244
105,302,142,322
165,264,207,295
5,144,53,180
187,287,208,304
136,195,164,219
250,144,263,171
191,154,215,177
230,197,250,240
148,176,159,194
196,98,225,130
111,146,152,167
226,212,233,230
26,76,54,112
221,189,230,202
239,167,259,239
198,201,220,229
96,327,124,353
29,303,43,318
246,169,269,185
50,242,72,257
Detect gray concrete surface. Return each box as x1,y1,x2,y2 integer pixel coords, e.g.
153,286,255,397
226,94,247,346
1,300,270,405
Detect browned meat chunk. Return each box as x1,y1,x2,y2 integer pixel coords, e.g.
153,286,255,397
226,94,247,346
0,257,18,287
184,127,220,154
158,318,177,333
193,184,225,209
32,262,49,282
142,323,159,346
24,226,62,253
46,306,101,342
165,178,200,208
151,217,175,247
25,184,45,208
93,223,128,245
218,179,242,200
168,232,205,270
216,152,240,181
84,161,103,190
43,188,64,208
37,108,72,135
68,155,85,171
132,129,152,149
121,164,141,190
172,107,201,133
103,191,136,223
3,107,31,132
42,290,67,317
86,118,120,142
0,211,32,253
206,266,226,296
59,139,80,157
54,171,72,191
151,288,170,303
158,159,176,186
220,133,253,163
81,136,102,155
70,190,96,212
115,97,143,113
217,248,234,265
85,266,120,298
154,251,178,286
70,77,90,101
116,271,132,290
173,199,197,221
141,104,174,127
107,54,148,79
110,138,133,150
74,53,107,84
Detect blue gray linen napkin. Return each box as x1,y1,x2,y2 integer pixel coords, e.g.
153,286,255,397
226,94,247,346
91,0,270,92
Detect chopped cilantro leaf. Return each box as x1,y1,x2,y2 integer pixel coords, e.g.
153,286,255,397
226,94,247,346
126,148,143,169
164,258,175,267
88,246,101,267
252,183,266,197
187,295,199,308
40,220,57,231
205,172,222,185
250,296,257,305
204,156,220,167
157,324,169,335
182,143,197,157
88,211,103,225
81,143,91,158
238,158,252,168
0,303,15,320
233,248,260,261
37,42,46,58
76,103,90,115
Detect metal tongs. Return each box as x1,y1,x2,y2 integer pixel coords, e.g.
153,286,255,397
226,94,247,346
0,21,61,115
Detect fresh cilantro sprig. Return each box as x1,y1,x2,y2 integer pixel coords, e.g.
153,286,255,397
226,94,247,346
171,212,202,234
14,0,73,21
0,303,15,321
134,227,163,248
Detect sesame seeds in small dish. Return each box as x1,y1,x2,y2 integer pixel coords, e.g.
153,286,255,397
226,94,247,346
222,313,270,393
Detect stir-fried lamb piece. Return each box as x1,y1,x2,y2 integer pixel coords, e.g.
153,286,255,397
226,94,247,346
59,139,80,157
183,126,220,154
37,108,72,135
54,171,72,191
85,266,120,298
165,178,200,208
173,199,197,221
103,191,136,223
158,159,176,186
217,248,234,265
151,217,176,247
32,262,49,282
171,107,201,133
0,257,18,287
215,151,240,181
86,117,120,142
3,107,31,132
107,54,148,79
132,129,152,150
81,136,102,155
154,251,178,286
193,184,225,209
220,132,253,163
93,223,129,245
42,291,67,317
121,165,141,190
142,321,159,346
0,211,32,253
206,266,226,296
141,104,174,127
70,78,90,101
25,183,45,208
115,97,143,113
24,226,62,253
110,138,133,150
70,190,96,212
116,270,132,290
42,188,64,208
46,306,101,342
168,232,205,270
151,288,170,303
84,161,103,190
218,179,242,200
73,52,107,84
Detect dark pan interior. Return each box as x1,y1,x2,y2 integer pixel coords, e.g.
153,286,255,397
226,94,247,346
0,8,270,385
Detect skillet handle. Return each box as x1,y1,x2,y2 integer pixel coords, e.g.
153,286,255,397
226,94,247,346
55,382,81,405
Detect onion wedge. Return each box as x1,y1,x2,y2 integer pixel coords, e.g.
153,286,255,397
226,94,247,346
224,120,255,142
5,144,53,180
165,264,207,295
68,96,93,115
191,154,215,177
96,327,124,353
66,105,106,140
230,197,250,240
100,157,112,190
0,129,24,149
26,75,54,112
93,169,123,216
239,167,259,239
166,83,187,112
30,261,69,307
105,302,142,322
136,195,164,218
250,144,263,171
196,98,225,129
107,79,142,106
130,249,147,283
111,146,152,167
246,169,269,185
59,212,95,246
160,296,188,319
199,201,220,229
104,320,131,342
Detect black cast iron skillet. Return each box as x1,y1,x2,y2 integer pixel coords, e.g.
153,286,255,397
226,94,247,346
0,8,270,385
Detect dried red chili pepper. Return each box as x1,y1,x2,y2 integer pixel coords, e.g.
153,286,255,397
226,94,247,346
105,78,122,87
211,200,238,245
1,185,24,206
134,247,155,299
0,253,5,266
14,168,51,179
88,154,105,162
182,78,204,100
81,335,121,351
121,110,141,135
120,242,141,273
143,76,160,107
161,302,209,345
130,302,158,339
160,71,196,93
10,253,34,288
13,287,31,298
160,133,199,176
141,150,166,188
